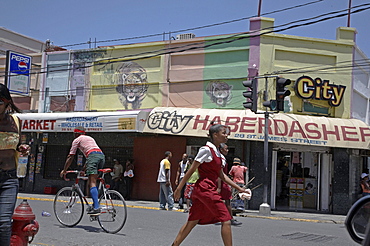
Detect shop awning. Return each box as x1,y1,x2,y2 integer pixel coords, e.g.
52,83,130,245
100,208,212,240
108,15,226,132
16,110,150,133
143,107,370,150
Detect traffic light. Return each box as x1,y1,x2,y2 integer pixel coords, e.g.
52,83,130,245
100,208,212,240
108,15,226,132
275,78,291,111
242,78,258,113
263,99,277,111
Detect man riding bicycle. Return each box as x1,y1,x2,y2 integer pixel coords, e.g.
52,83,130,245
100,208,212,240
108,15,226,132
60,126,105,215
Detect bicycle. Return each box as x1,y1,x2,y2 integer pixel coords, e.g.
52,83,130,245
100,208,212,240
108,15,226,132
53,168,127,234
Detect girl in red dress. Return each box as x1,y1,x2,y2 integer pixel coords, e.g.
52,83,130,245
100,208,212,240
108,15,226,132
172,124,251,246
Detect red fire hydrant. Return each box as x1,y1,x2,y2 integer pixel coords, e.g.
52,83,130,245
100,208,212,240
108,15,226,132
10,199,39,246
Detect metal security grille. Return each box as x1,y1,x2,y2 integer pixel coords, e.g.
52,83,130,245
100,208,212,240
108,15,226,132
44,145,72,179
101,146,133,168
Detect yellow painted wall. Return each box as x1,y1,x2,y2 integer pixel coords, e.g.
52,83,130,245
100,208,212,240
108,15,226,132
89,43,165,111
259,27,355,118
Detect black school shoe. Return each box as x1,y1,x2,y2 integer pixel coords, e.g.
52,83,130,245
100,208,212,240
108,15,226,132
231,219,242,226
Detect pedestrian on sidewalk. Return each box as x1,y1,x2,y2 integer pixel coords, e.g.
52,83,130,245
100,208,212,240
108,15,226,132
219,143,242,226
123,159,134,200
360,173,370,196
60,126,105,215
229,158,248,210
183,155,198,213
157,151,177,211
0,84,30,246
172,124,251,246
175,153,188,209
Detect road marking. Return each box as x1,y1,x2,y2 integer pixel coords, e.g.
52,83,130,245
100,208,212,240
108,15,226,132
17,195,164,211
30,243,54,246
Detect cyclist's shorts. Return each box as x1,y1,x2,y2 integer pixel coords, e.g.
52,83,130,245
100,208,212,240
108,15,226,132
86,153,105,175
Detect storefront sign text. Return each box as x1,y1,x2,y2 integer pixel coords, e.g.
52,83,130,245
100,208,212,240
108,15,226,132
295,76,346,107
145,108,370,149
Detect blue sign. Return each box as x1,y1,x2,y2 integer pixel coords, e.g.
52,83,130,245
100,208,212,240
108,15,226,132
6,51,32,95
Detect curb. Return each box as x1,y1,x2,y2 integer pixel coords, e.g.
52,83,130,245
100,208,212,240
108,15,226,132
18,195,345,224
17,195,181,212
236,213,343,224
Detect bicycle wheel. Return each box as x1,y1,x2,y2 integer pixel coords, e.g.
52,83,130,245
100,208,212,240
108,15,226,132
54,187,84,227
98,190,127,233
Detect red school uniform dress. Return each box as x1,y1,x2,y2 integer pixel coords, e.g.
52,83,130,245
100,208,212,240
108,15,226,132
188,142,232,225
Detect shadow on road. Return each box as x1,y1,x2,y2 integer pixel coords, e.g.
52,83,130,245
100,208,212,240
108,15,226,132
54,223,126,236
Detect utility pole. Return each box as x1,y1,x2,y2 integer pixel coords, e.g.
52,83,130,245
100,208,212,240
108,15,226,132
244,75,291,216
257,0,262,17
260,76,273,216
347,0,352,27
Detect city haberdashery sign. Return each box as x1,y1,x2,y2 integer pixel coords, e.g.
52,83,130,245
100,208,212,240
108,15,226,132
6,51,32,95
144,107,370,149
15,111,149,133
294,76,346,107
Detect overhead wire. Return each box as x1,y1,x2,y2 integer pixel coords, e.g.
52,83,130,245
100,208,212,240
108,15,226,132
4,2,370,78
1,3,369,97
274,59,370,76
62,2,370,69
2,3,369,76
59,0,325,48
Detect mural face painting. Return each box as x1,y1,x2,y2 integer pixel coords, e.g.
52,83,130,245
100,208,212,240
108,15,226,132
115,62,149,110
206,81,233,107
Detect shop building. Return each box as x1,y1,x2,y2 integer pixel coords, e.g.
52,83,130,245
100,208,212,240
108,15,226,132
8,16,370,214
15,111,150,196
143,107,370,214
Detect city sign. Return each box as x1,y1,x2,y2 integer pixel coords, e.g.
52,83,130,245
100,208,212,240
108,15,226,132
144,107,370,149
294,76,346,107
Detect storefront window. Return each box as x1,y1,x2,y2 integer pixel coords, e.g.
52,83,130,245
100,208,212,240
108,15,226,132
276,151,318,211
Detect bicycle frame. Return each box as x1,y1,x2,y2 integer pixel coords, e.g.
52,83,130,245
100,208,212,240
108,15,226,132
66,170,111,207
64,171,91,209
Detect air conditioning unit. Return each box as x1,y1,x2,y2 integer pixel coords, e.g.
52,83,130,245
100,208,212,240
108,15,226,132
176,33,196,40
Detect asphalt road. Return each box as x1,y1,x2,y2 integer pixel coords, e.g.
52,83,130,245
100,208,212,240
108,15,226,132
19,197,357,246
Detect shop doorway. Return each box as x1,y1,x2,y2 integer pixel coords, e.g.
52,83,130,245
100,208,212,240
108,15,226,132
275,151,319,211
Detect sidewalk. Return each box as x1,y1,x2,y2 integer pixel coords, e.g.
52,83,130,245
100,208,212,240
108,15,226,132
17,193,346,224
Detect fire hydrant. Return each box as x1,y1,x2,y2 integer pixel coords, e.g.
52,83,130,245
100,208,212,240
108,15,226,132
10,199,39,246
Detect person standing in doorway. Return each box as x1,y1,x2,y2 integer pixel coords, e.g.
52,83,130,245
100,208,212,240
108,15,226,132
175,153,188,209
157,151,177,211
123,159,134,200
60,126,105,215
110,158,124,192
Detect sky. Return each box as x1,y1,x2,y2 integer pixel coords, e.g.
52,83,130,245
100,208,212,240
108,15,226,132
1,0,370,57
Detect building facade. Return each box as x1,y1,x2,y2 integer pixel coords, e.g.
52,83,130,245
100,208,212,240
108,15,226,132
6,17,370,214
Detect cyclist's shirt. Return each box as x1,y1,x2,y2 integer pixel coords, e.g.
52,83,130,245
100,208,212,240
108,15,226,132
69,135,102,157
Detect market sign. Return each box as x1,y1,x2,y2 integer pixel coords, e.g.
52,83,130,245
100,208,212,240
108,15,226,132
15,111,149,133
6,51,32,95
144,107,370,149
294,76,346,107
